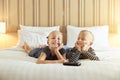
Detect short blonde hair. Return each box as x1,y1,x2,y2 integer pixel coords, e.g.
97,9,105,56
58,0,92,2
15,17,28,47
47,30,63,39
79,30,94,42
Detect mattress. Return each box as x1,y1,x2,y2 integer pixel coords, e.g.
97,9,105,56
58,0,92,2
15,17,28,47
0,46,120,80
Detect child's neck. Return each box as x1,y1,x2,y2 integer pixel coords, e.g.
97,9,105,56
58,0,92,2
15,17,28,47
49,46,56,56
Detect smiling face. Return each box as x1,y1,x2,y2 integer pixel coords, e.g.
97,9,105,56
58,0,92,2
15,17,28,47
76,30,94,47
47,31,63,48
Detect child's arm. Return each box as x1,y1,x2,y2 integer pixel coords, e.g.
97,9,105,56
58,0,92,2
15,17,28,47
54,43,66,60
37,60,65,64
54,49,66,60
74,45,99,60
81,48,99,60
75,42,99,60
36,52,66,64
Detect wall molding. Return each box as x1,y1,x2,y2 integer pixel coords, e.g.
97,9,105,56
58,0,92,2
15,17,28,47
0,0,119,33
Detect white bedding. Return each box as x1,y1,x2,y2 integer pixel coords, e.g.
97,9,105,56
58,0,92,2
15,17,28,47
0,46,120,80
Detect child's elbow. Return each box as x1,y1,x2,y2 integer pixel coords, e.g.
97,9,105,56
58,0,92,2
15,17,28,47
36,60,45,64
59,59,66,63
92,57,100,61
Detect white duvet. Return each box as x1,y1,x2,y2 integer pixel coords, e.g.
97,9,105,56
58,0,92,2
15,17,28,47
0,46,120,80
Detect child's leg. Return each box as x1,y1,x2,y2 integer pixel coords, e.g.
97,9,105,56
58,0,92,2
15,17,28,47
23,42,32,54
29,48,43,58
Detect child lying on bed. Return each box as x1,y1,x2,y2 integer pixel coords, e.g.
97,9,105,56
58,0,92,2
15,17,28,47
66,30,99,63
23,31,66,64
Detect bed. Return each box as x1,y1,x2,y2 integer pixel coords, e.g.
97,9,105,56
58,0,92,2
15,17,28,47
0,25,120,80
0,46,120,80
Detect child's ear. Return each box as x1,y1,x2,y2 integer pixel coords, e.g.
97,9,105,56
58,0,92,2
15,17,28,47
47,40,49,45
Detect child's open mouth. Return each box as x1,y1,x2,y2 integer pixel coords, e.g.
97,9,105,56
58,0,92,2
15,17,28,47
53,43,60,47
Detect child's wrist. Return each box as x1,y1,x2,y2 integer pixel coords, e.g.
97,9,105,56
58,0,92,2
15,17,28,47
81,50,87,53
74,47,81,51
72,47,81,53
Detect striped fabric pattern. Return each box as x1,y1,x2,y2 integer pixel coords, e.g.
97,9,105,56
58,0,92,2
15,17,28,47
0,47,120,80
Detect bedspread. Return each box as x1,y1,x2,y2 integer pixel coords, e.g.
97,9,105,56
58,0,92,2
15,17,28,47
0,46,120,80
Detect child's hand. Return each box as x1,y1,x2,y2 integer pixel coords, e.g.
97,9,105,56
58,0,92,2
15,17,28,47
56,43,63,50
81,45,90,53
54,43,63,54
75,41,82,52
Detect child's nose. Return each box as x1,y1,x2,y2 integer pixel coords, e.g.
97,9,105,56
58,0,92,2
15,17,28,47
78,39,82,41
78,40,84,44
54,38,58,41
77,41,81,44
78,40,82,43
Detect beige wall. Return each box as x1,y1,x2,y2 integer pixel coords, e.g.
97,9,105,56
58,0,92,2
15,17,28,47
0,0,120,43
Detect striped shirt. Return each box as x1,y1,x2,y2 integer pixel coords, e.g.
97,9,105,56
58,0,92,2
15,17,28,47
66,47,99,61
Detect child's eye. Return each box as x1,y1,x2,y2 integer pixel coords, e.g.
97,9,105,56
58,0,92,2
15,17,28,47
51,37,55,39
81,39,84,40
78,37,80,40
58,38,60,40
80,38,86,41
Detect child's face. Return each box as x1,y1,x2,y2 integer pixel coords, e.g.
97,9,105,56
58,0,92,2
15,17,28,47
48,32,63,48
76,32,93,47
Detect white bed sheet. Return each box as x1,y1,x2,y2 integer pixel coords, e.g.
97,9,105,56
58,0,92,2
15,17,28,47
0,46,120,80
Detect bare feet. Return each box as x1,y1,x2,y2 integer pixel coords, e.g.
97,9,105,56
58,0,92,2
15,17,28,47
23,42,31,54
39,44,47,48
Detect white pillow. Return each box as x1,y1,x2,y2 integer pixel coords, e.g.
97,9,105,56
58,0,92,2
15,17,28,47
20,25,60,33
17,26,60,47
67,25,109,50
17,30,48,48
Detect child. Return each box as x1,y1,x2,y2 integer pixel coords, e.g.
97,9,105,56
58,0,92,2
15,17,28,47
67,30,99,63
23,31,66,64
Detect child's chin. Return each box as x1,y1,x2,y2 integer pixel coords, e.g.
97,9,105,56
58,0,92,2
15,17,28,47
55,45,59,47
52,45,58,48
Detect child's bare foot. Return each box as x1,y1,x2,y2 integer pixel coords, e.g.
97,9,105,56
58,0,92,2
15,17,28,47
23,42,31,54
39,44,47,48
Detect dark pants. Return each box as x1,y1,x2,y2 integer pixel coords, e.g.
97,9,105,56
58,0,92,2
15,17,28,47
29,48,43,58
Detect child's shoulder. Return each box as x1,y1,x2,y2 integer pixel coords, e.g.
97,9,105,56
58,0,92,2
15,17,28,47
89,47,95,51
88,47,95,54
63,46,72,51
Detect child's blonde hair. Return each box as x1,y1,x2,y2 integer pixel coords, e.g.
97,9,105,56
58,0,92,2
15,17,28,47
79,30,94,42
47,30,63,40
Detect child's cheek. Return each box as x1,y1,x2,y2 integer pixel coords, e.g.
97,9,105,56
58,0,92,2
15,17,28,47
77,41,84,46
83,41,89,46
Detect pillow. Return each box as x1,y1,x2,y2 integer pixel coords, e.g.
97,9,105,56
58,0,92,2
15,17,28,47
20,25,60,32
67,25,109,50
17,30,48,48
17,25,60,47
